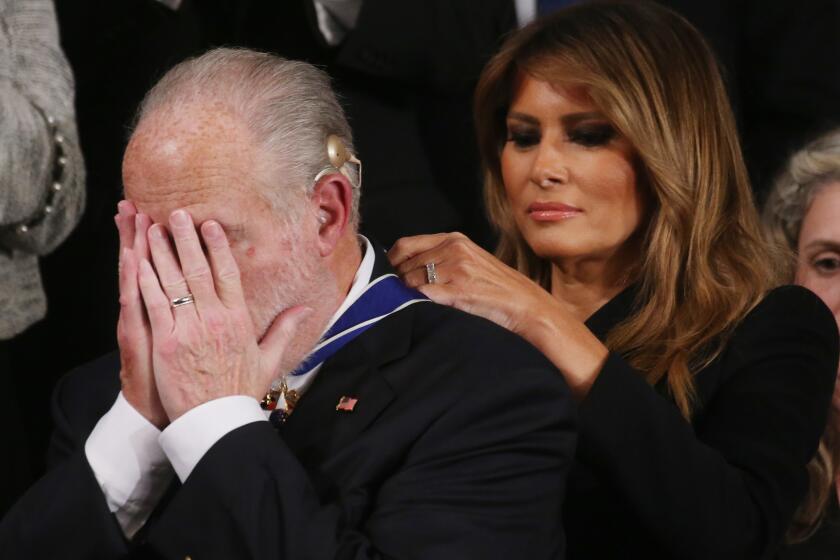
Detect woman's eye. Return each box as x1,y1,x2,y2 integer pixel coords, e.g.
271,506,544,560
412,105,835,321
568,124,616,147
506,129,540,149
813,255,840,275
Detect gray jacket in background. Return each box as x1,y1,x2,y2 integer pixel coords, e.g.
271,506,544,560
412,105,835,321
0,0,86,339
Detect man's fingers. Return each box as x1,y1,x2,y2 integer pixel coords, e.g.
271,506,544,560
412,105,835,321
137,258,174,334
116,201,137,252
119,248,148,330
134,213,152,259
201,220,246,309
147,223,199,319
259,306,314,378
168,210,219,310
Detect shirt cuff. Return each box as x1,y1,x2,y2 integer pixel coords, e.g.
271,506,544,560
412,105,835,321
84,392,173,538
159,396,268,483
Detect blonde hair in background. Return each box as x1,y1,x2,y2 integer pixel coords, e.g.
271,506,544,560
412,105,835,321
762,128,840,543
763,129,840,276
474,1,785,418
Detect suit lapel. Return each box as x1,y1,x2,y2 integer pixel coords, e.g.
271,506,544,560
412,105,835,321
278,241,419,463
325,304,416,454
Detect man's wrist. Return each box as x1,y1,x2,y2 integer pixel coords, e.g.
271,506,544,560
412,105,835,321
159,395,268,482
85,392,174,537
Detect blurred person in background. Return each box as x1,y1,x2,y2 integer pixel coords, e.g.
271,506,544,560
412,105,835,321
763,129,840,559
0,0,85,513
390,3,838,557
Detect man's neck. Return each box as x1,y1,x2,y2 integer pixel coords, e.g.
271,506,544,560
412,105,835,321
328,232,364,308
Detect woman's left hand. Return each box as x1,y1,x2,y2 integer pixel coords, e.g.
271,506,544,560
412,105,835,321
388,232,609,398
389,233,553,339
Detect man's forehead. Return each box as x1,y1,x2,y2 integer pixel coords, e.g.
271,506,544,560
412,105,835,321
122,104,270,223
126,106,255,172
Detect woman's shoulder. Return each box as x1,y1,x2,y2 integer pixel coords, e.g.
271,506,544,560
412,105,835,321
737,285,837,340
721,285,838,381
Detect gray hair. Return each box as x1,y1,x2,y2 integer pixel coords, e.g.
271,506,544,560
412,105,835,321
762,128,840,254
134,47,360,224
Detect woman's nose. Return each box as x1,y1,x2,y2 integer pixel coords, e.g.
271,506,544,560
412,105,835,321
531,142,569,188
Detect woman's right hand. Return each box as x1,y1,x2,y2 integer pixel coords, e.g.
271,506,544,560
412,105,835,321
115,200,168,429
388,232,551,337
388,232,609,399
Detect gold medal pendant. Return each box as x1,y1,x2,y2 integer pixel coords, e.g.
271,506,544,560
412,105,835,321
261,377,298,421
284,386,299,412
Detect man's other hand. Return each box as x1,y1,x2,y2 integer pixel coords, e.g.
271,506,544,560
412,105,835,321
136,209,310,421
115,200,169,429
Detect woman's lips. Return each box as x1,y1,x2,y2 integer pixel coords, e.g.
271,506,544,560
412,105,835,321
527,202,583,221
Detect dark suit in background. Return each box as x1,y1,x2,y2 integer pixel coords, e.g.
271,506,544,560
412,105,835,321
660,0,840,204
1,252,576,559
230,0,516,249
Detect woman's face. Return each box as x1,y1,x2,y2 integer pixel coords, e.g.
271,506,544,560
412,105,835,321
796,182,840,372
500,74,645,266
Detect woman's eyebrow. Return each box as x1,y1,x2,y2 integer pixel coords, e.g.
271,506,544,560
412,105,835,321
560,111,607,126
803,239,840,253
506,112,540,125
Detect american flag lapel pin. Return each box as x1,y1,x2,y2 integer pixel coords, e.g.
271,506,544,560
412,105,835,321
336,396,358,412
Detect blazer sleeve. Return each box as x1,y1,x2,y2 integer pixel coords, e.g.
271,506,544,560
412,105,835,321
0,0,85,255
576,285,838,559
0,367,129,559
142,364,575,559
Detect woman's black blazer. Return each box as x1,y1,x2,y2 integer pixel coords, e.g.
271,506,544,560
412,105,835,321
564,285,839,559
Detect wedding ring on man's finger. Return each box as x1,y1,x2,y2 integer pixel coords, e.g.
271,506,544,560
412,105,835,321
170,293,195,308
425,262,438,285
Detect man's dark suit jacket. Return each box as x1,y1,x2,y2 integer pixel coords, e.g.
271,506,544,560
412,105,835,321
0,251,575,559
565,285,839,559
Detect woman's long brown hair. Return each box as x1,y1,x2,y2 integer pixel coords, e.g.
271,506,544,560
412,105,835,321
475,1,785,418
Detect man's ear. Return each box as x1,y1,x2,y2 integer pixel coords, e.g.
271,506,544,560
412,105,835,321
311,172,354,257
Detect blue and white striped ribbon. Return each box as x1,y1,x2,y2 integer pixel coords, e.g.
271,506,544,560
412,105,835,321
291,274,429,376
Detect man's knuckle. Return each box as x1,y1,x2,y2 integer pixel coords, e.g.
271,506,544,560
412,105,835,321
185,266,211,282
205,313,228,335
148,299,169,314
162,279,188,293
218,266,240,282
159,337,180,357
